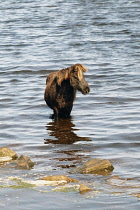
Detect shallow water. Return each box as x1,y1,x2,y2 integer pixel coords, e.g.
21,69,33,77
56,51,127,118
0,0,140,209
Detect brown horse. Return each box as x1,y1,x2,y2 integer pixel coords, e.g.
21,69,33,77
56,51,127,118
44,64,90,119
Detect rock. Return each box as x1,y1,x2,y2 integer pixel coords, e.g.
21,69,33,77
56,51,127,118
79,184,92,194
42,175,78,183
106,175,140,189
135,194,140,198
106,175,120,182
15,155,34,169
0,148,34,170
52,184,79,192
71,158,114,174
0,147,18,161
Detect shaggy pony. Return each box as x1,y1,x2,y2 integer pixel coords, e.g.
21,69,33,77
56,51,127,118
44,64,90,119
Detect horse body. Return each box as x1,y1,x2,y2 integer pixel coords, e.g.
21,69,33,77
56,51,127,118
44,64,90,119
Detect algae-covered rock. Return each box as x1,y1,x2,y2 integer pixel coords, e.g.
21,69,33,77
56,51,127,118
15,155,34,169
0,177,36,189
0,147,18,161
52,184,79,192
79,184,92,194
71,158,114,174
42,175,78,183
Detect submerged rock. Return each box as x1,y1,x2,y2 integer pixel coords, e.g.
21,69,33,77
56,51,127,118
106,175,140,188
52,184,79,192
0,147,18,161
79,184,92,194
71,158,114,174
15,155,34,169
42,175,78,183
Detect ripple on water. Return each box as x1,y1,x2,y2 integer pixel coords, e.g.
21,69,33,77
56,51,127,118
0,0,140,208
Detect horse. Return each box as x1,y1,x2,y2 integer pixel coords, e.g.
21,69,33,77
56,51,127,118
44,64,90,119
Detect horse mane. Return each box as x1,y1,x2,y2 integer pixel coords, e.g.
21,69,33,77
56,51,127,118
56,64,88,86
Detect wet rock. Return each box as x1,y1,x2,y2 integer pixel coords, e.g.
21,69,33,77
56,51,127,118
79,184,92,194
135,194,140,199
15,155,34,169
106,175,140,189
71,158,114,174
52,184,79,192
0,147,18,161
42,175,78,183
106,175,120,182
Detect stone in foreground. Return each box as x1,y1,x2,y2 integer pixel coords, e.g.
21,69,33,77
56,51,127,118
79,184,92,194
0,147,18,161
15,155,34,169
42,175,78,183
71,158,114,174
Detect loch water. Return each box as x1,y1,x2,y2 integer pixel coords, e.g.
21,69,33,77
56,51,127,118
0,0,140,209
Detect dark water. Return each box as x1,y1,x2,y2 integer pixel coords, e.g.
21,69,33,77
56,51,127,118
0,0,140,209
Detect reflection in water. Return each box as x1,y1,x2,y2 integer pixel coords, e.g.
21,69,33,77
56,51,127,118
44,118,90,144
44,118,91,169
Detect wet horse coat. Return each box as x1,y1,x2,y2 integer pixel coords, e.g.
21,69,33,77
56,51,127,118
44,64,90,119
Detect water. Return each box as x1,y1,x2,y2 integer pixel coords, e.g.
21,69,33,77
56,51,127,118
0,0,140,209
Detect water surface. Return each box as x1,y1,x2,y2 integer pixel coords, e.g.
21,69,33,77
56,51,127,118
0,0,140,209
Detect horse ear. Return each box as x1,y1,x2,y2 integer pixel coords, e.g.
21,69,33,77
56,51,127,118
74,64,85,80
74,66,83,81
74,64,88,80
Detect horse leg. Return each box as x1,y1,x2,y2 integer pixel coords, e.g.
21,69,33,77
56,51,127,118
53,107,58,120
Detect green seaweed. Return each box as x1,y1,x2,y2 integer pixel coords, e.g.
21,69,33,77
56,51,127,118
0,180,36,189
0,185,10,188
9,177,22,181
10,180,36,189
